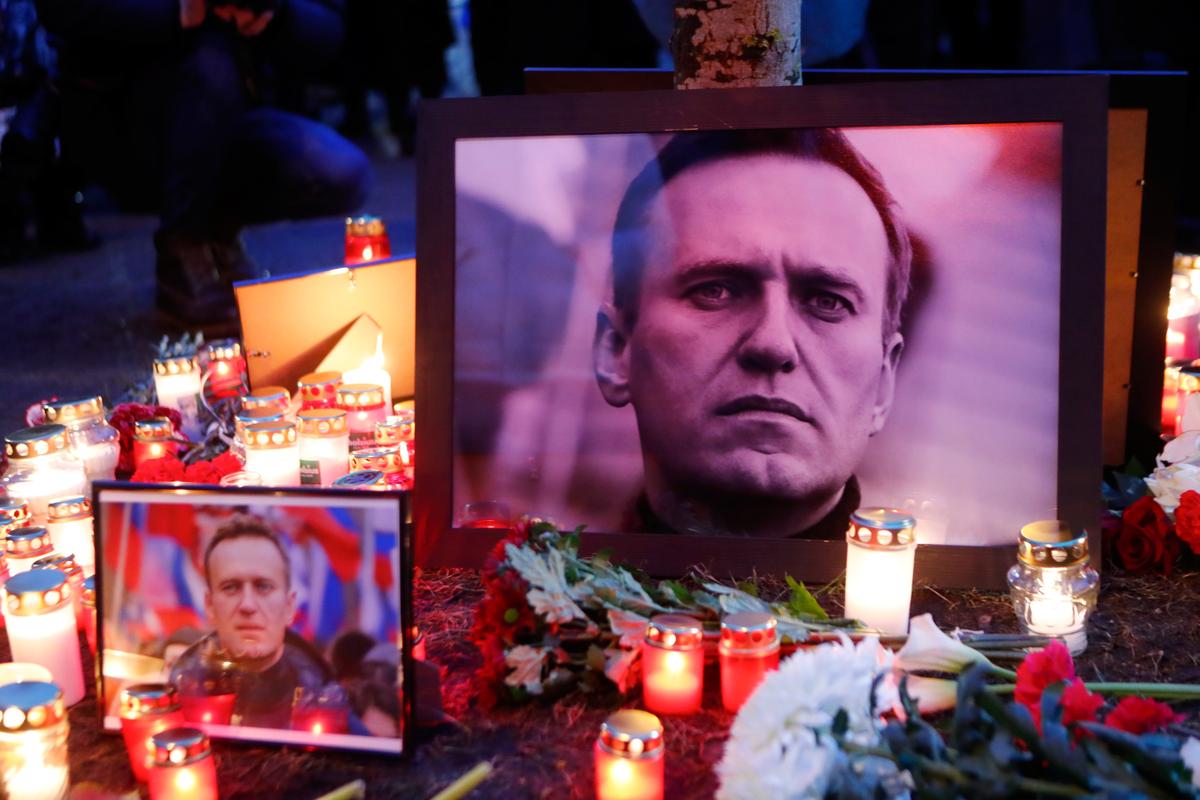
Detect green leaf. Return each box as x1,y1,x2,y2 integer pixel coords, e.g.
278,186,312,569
563,531,581,553
736,580,759,597
660,580,694,606
591,548,614,567
784,574,829,620
691,590,722,616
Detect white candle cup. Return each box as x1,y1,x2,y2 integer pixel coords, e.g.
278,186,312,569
1,426,87,525
1007,521,1100,656
31,554,84,630
241,420,300,487
336,384,389,450
42,396,119,486
3,570,85,706
0,664,52,685
375,412,414,448
349,445,407,489
342,365,392,412
4,528,54,576
297,408,350,487
45,497,95,577
0,498,32,529
0,681,70,800
153,355,204,442
843,508,918,636
241,385,291,415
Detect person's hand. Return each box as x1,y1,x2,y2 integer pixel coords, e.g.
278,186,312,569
212,4,275,36
180,0,206,29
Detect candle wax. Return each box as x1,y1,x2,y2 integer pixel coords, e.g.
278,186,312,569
844,542,915,635
147,760,218,800
641,646,703,715
244,447,300,487
122,711,186,783
180,693,236,726
4,607,85,705
46,517,95,576
594,742,663,800
154,372,203,442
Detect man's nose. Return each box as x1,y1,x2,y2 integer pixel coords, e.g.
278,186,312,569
236,587,258,612
736,289,798,374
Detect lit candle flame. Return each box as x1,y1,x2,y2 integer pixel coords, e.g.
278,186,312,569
361,333,385,370
362,245,374,261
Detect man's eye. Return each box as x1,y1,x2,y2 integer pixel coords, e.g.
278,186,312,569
805,292,853,318
687,281,736,307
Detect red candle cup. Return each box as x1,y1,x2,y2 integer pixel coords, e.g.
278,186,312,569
132,417,177,469
344,215,391,264
718,612,780,712
291,684,351,736
460,500,512,530
641,614,704,715
176,668,237,726
594,709,664,800
119,683,187,783
81,575,96,655
202,339,248,402
411,626,426,661
297,371,343,411
147,727,218,800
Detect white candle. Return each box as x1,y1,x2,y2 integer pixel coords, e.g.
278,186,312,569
336,384,388,450
2,426,87,525
843,509,918,636
41,397,120,486
0,682,70,800
1028,595,1076,629
4,528,54,576
153,356,203,442
241,421,300,487
3,570,86,706
342,333,392,409
298,409,350,487
45,497,95,577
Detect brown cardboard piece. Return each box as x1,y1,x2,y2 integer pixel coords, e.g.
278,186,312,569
234,258,416,400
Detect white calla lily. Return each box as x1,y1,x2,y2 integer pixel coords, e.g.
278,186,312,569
894,614,990,674
893,674,959,716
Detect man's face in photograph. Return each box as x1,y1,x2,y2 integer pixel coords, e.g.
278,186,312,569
600,153,904,514
205,535,296,664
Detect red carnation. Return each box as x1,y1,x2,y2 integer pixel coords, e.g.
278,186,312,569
1015,640,1075,711
1176,490,1200,556
183,460,223,485
208,452,243,478
1060,679,1104,728
108,404,185,476
131,456,186,484
1115,496,1181,575
1104,696,1182,735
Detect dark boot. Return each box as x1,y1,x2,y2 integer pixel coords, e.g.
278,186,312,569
154,230,239,328
210,229,264,285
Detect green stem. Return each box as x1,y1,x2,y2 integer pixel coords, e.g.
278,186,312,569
988,664,1019,681
986,682,1200,700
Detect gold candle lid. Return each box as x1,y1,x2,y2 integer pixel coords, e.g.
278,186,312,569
119,683,181,719
235,406,285,432
598,709,663,759
202,339,242,362
47,496,92,522
133,417,175,442
375,413,414,446
4,424,69,459
42,396,104,425
242,420,298,450
4,568,71,615
0,681,66,731
242,385,291,412
644,613,703,650
0,498,31,526
847,508,917,549
5,527,53,559
720,611,779,652
336,383,385,410
350,445,402,474
150,727,212,767
332,470,388,490
153,355,198,376
33,553,82,581
346,215,386,237
298,371,342,403
298,408,348,437
1018,520,1089,568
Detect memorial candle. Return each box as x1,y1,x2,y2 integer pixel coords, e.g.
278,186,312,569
4,528,53,576
1007,520,1099,656
146,727,218,800
44,497,94,576
81,576,96,656
119,684,186,783
241,421,300,487
331,470,389,491
350,445,408,489
175,663,237,726
2,569,85,705
201,339,247,402
0,681,69,800
336,384,388,450
843,508,918,635
0,498,32,529
718,612,780,713
594,709,664,800
0,664,51,685
460,500,512,529
375,412,414,447
42,396,119,485
344,215,391,264
0,426,86,524
131,418,177,470
232,406,285,462
297,371,342,411
641,614,703,715
342,334,392,409
298,408,350,487
241,385,292,415
152,355,203,441
31,555,84,629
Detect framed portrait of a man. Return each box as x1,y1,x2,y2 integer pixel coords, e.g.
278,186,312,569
416,77,1108,588
93,483,411,754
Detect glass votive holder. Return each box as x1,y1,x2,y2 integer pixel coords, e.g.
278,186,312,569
152,355,203,442
844,508,918,635
718,612,780,712
1,425,87,524
0,681,69,800
5,528,53,575
290,684,350,736
2,569,85,705
200,339,247,401
298,408,350,487
459,500,512,529
1007,520,1099,656
119,683,186,783
175,665,237,726
241,421,300,487
45,496,95,576
42,395,119,485
218,471,262,488
297,371,342,411
345,214,391,264
641,614,704,715
594,709,664,800
146,727,218,800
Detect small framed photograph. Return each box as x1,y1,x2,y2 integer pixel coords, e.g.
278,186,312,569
93,482,411,754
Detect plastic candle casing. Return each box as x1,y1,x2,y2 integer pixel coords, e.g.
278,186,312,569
718,612,780,713
0,681,69,800
350,445,408,489
336,384,388,449
4,528,53,576
31,555,84,629
131,417,177,470
146,727,218,800
1,426,86,524
641,614,704,715
241,421,300,487
119,683,187,783
297,408,350,487
81,576,96,656
459,500,512,529
375,412,414,447
44,497,95,577
1007,520,1099,656
240,385,291,415
2,570,85,706
331,470,390,491
0,664,52,685
152,355,203,441
42,396,119,485
297,371,342,411
201,339,247,402
0,498,32,529
344,215,391,264
843,508,918,636
594,709,664,800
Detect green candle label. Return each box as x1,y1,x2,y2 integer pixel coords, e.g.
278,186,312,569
299,460,321,486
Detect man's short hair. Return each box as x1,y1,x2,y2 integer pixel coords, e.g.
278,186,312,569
611,128,914,341
202,514,291,589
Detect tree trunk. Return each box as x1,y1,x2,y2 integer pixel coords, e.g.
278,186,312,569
671,0,802,89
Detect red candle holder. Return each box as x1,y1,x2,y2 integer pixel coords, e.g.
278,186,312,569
641,614,704,715
460,500,513,529
202,339,248,402
718,611,780,712
132,417,177,469
176,667,237,726
119,683,187,783
344,215,391,264
147,727,218,800
81,575,96,655
297,371,343,411
291,684,351,736
594,709,664,800
411,626,426,661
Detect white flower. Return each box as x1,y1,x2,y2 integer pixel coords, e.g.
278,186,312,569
504,645,551,695
1144,462,1200,515
504,543,586,624
1182,737,1200,788
894,614,989,674
893,675,958,716
603,646,640,693
607,608,650,649
717,637,898,800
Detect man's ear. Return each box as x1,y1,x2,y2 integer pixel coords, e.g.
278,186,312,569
594,302,632,407
869,332,904,436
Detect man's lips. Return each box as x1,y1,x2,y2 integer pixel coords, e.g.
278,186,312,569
714,395,813,424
